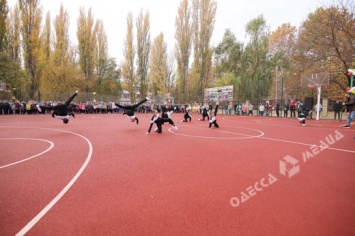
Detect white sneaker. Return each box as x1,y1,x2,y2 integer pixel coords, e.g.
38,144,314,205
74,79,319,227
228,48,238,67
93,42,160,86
174,125,178,130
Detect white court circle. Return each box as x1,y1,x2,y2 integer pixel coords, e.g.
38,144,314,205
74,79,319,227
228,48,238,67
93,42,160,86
0,138,54,169
169,125,264,139
0,126,93,236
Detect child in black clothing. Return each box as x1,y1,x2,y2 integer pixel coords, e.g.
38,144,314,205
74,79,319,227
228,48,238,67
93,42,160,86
199,105,209,121
115,97,150,124
182,107,192,122
209,102,219,128
297,108,312,126
37,91,78,124
147,110,178,134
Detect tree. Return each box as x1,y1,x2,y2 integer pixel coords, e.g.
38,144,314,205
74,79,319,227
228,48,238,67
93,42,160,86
294,3,355,96
6,2,20,62
95,19,108,86
0,0,8,52
19,0,42,100
77,7,97,92
149,32,168,96
268,23,296,104
175,0,192,102
39,4,83,100
0,51,28,99
121,12,136,102
243,15,272,104
190,0,217,103
213,29,243,102
136,9,150,100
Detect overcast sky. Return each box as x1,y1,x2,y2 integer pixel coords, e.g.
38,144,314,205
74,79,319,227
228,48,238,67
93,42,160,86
8,0,335,64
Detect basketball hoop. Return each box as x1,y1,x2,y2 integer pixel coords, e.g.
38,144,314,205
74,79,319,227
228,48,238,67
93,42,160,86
308,84,315,89
301,72,329,121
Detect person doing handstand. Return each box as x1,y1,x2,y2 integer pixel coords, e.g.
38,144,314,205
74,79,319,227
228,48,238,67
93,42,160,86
147,110,178,134
37,91,78,124
115,97,150,124
297,107,312,126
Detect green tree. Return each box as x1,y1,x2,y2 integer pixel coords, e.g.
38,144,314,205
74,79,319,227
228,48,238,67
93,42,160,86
7,3,20,62
0,0,8,52
213,29,244,102
0,51,28,99
243,15,272,104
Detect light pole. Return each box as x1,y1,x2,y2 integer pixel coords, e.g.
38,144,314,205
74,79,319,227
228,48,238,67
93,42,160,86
93,92,96,102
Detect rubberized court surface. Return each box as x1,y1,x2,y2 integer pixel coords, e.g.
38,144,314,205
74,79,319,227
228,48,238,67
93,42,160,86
1,113,354,235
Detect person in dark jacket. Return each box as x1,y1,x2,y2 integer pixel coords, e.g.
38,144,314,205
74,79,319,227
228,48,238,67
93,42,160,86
333,100,342,121
342,93,355,128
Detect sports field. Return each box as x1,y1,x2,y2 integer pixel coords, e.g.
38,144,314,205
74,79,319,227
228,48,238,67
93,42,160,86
1,113,354,235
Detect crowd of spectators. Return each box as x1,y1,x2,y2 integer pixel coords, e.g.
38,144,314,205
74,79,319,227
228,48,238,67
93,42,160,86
0,100,206,115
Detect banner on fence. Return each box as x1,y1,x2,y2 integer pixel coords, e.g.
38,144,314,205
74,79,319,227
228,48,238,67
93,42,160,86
204,85,233,102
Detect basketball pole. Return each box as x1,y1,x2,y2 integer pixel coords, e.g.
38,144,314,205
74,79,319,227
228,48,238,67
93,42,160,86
316,85,321,120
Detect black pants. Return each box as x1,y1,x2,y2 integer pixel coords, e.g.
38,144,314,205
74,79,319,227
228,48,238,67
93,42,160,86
150,117,175,133
209,120,219,128
334,111,340,120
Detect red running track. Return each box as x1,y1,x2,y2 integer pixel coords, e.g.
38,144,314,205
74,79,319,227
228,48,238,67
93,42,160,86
0,113,354,235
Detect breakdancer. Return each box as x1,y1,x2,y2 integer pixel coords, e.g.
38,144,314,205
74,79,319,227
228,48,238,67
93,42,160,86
37,91,78,124
209,102,219,128
115,97,150,124
297,108,312,126
147,109,178,134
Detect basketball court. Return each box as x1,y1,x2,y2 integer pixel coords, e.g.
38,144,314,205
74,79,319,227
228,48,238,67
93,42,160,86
1,112,354,235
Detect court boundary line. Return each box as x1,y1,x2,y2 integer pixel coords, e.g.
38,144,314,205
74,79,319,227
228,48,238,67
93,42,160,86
0,126,93,236
0,138,54,169
169,124,354,154
168,125,264,140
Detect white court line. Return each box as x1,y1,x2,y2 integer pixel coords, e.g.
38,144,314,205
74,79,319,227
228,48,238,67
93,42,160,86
169,124,355,154
169,125,264,140
0,138,54,169
221,116,348,131
0,126,93,236
258,134,355,154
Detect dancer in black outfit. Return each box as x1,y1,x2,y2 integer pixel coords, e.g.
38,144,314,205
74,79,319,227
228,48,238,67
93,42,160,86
115,97,149,124
297,108,312,126
37,91,78,124
161,104,173,118
182,107,192,122
147,110,178,134
209,102,219,128
199,105,209,121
